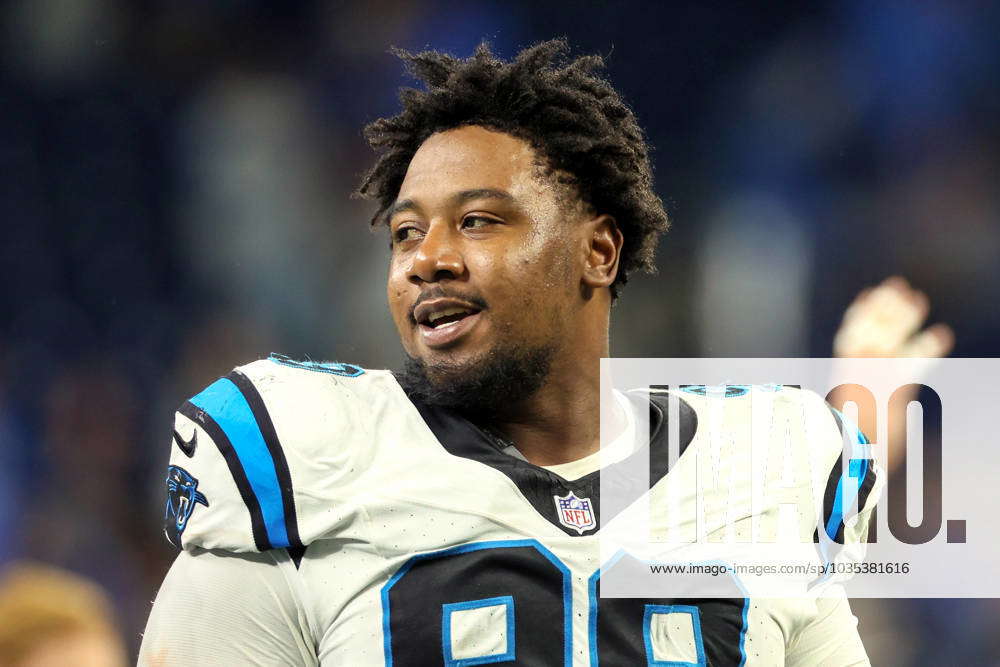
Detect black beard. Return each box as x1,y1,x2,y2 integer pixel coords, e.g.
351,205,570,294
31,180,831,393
395,343,555,421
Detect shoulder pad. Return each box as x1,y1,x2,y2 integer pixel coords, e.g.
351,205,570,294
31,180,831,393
162,355,402,552
660,384,882,544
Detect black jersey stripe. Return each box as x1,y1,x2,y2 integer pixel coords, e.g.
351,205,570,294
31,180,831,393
287,545,307,569
179,400,271,551
225,370,304,551
855,449,878,514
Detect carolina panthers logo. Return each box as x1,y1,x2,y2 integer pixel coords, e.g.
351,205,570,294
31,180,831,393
267,352,364,377
680,384,752,398
164,465,209,547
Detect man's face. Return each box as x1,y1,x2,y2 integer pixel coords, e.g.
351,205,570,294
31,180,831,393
386,125,583,400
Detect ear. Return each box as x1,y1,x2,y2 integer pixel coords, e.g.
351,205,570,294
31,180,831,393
581,214,623,290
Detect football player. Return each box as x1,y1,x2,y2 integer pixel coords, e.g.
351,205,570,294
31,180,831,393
140,41,949,665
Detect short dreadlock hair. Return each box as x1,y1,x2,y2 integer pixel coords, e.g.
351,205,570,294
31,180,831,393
356,39,669,297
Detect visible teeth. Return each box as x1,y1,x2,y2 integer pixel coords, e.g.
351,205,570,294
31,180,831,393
428,307,470,324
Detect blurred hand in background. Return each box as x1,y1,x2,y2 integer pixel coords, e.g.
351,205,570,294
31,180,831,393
834,276,954,359
831,276,954,471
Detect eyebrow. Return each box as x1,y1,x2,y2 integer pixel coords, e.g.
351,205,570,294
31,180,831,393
385,188,516,222
453,188,515,205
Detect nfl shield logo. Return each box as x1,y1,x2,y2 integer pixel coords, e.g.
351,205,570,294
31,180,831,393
553,491,596,534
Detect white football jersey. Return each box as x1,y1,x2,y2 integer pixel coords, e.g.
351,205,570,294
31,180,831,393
140,355,881,666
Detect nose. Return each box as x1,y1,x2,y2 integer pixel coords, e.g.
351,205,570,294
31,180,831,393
409,221,466,284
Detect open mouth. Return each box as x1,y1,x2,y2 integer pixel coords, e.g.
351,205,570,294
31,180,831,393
420,306,479,329
414,300,484,347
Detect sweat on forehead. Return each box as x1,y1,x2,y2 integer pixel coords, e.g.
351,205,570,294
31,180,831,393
388,127,585,220
386,127,575,222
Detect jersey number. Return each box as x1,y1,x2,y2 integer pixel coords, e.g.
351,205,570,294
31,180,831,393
382,540,748,666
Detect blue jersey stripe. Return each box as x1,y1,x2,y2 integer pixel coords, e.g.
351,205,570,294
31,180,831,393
189,377,291,548
825,409,870,541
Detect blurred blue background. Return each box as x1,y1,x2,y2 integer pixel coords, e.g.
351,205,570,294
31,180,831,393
1,0,998,662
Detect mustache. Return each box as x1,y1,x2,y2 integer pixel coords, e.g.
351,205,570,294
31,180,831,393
409,286,489,324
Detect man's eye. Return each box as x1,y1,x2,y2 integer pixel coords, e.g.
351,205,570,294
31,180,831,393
393,226,422,244
462,216,498,230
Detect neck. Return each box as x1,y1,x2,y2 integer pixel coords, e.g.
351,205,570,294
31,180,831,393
488,326,624,467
